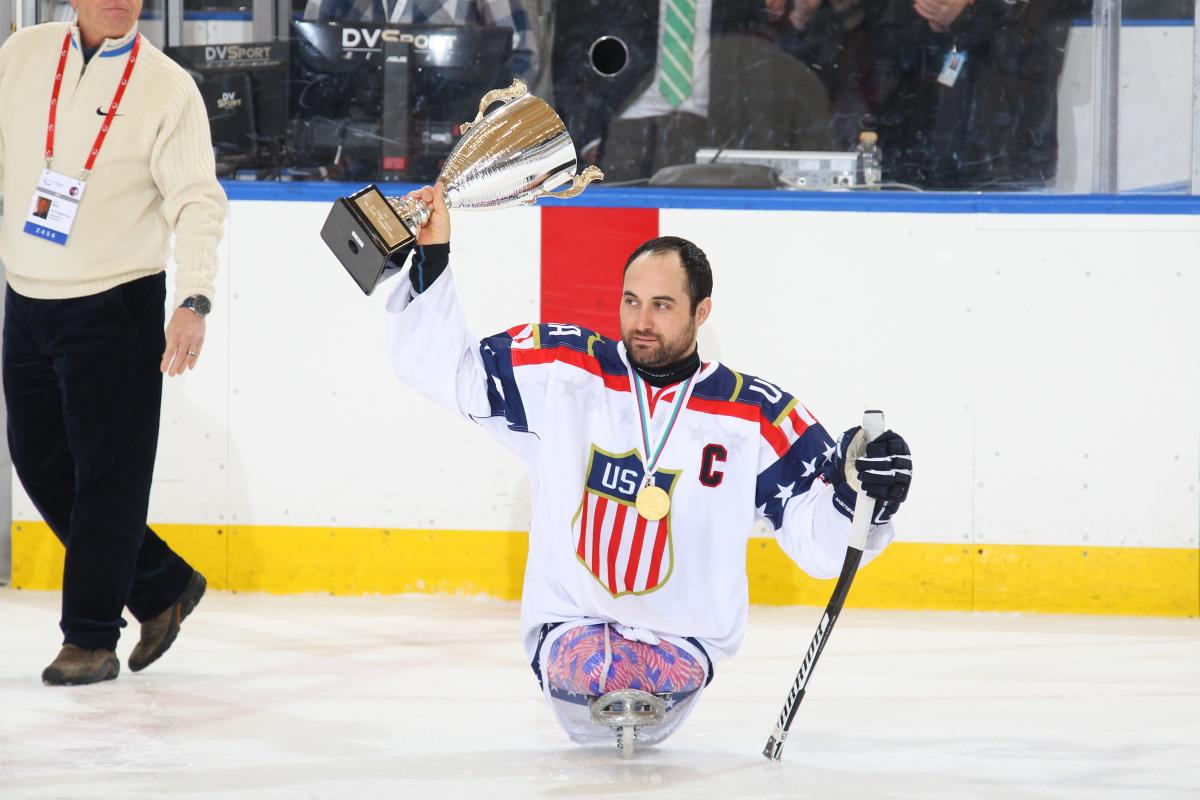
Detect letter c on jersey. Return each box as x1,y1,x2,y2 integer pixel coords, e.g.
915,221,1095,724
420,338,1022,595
699,444,726,487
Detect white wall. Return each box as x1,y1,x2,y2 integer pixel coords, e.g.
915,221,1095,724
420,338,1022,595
12,200,1198,554
670,208,1200,549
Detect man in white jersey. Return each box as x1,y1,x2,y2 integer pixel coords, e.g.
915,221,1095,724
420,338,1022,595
386,185,912,747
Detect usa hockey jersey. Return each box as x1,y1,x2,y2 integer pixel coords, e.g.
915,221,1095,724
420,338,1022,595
385,269,894,664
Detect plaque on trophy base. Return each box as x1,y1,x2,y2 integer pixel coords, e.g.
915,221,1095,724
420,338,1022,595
321,185,417,296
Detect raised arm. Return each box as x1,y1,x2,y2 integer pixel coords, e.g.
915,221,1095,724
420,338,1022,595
383,185,553,462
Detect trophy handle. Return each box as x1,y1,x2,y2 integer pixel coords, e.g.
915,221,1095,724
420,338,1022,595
460,79,529,133
524,166,605,204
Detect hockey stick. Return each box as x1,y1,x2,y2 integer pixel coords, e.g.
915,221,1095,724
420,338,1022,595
762,409,886,762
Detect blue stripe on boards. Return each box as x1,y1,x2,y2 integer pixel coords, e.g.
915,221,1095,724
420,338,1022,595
220,181,1200,215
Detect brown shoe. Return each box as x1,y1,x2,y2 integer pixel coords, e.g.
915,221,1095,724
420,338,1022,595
42,644,120,685
128,571,207,673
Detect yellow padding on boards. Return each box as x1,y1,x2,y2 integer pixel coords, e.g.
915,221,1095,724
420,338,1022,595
11,522,1199,617
11,523,527,598
12,522,231,591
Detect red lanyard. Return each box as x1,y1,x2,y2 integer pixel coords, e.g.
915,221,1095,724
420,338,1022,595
44,30,141,177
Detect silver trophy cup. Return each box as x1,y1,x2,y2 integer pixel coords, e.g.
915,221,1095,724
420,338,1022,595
322,79,604,294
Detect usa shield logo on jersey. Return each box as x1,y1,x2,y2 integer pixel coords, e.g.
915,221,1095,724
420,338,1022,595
573,446,680,598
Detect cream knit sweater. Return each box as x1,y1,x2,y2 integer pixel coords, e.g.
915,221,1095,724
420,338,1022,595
0,22,227,307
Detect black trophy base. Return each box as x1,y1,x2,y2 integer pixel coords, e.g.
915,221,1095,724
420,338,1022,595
321,185,417,295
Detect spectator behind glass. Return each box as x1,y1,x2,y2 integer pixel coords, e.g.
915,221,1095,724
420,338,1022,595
556,0,833,184
771,0,875,150
871,0,1088,190
303,0,541,85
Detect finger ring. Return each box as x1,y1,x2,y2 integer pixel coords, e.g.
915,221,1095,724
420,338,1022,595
187,350,197,356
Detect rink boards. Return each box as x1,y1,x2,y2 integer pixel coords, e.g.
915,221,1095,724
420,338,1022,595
13,522,1197,615
10,188,1200,617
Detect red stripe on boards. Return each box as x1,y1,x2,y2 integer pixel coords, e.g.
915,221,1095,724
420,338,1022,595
540,207,660,341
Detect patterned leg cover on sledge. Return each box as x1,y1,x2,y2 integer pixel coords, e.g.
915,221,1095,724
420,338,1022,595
547,623,707,696
541,623,708,747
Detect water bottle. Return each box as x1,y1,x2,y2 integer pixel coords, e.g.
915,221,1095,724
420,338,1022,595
856,131,881,189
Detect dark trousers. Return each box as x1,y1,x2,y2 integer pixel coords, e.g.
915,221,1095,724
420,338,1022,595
3,273,193,651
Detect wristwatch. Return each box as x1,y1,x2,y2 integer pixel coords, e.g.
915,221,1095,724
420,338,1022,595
180,294,212,317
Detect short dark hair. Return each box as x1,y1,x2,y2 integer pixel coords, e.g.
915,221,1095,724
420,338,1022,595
623,236,713,313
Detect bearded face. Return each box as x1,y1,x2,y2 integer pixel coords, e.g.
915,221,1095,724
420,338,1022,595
620,252,710,369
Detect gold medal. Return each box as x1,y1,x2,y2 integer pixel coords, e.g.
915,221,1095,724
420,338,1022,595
635,484,671,521
628,365,697,524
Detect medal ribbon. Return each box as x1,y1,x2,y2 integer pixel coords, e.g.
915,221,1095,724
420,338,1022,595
631,367,699,481
45,31,141,177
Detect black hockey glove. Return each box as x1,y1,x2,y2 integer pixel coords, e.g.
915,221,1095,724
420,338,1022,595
825,427,912,524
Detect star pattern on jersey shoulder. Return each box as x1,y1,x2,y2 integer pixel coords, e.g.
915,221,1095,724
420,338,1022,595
774,482,795,507
801,456,817,477
558,377,592,405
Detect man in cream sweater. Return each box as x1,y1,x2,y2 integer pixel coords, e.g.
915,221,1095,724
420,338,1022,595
0,0,227,684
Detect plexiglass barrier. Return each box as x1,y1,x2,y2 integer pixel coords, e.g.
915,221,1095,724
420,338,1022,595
7,0,1198,193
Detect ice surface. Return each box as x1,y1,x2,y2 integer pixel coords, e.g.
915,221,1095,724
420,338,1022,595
1,589,1197,799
